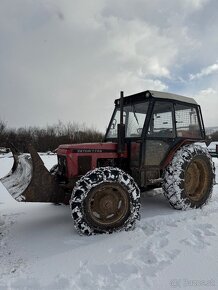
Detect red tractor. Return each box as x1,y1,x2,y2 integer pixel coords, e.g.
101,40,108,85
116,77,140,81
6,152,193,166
1,90,215,235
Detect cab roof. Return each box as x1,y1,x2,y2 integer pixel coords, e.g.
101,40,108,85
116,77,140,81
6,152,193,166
115,90,198,106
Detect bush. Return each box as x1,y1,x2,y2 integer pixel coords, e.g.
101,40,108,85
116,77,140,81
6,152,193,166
0,120,7,147
211,131,218,141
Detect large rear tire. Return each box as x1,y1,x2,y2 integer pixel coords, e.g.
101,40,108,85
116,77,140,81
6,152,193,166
162,144,215,210
70,167,140,235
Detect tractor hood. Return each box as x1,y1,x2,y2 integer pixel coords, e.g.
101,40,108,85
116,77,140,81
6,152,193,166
56,143,128,179
57,142,120,154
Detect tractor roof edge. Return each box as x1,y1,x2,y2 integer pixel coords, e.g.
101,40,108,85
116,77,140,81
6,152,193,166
115,90,198,105
149,90,197,105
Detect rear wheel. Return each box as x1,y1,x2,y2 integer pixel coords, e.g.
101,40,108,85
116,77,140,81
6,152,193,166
162,144,215,209
70,167,140,235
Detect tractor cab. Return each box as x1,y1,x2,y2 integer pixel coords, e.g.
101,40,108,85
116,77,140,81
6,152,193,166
105,90,205,186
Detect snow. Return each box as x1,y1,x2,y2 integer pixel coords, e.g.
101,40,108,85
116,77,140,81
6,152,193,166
1,154,32,201
0,154,218,289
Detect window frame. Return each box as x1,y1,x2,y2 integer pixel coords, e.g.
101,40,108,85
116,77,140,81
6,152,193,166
105,98,205,142
105,100,150,141
174,103,204,139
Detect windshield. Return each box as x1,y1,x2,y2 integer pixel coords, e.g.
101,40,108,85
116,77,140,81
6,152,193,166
106,101,149,138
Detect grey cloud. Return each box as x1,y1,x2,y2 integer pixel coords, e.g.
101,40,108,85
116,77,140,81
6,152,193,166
190,62,218,80
0,0,217,131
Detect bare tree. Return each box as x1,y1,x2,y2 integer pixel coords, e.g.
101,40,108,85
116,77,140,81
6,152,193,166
0,120,103,152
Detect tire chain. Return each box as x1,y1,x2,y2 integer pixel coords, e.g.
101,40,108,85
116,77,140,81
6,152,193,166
162,144,214,210
70,167,141,235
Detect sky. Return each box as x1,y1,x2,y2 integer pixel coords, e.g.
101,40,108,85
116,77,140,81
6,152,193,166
0,0,218,132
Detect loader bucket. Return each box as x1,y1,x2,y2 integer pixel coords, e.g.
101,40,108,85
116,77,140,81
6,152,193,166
0,144,65,203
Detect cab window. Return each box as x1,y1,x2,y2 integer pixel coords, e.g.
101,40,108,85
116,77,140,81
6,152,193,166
175,104,202,138
106,101,149,139
148,102,175,138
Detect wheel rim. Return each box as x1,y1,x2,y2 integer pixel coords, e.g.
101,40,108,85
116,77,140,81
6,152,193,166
184,157,210,202
85,182,130,228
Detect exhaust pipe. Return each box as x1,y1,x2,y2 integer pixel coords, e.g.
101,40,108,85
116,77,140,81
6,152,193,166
117,91,125,154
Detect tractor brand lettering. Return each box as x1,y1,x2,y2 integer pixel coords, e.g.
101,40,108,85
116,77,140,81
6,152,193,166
78,149,102,153
72,149,117,153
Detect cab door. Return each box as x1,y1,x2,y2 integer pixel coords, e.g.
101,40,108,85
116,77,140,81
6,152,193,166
141,100,176,186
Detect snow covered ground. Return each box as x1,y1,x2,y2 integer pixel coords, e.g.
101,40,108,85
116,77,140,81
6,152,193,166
0,153,218,290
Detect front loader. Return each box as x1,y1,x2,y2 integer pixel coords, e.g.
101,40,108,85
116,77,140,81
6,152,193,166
1,90,215,235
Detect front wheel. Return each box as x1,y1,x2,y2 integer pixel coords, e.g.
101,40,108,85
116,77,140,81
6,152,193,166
70,167,141,235
162,144,215,210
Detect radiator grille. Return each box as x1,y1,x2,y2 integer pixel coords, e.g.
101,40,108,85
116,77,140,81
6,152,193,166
78,156,92,175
